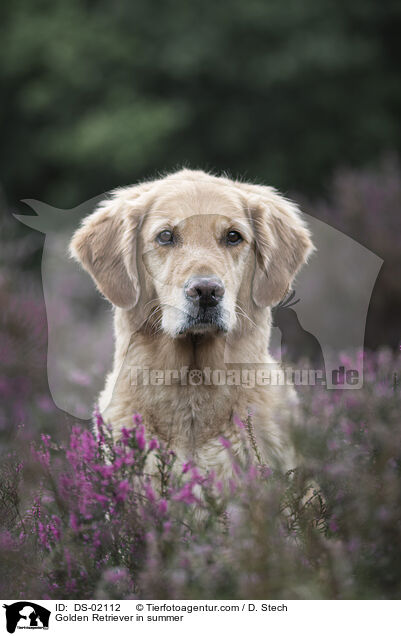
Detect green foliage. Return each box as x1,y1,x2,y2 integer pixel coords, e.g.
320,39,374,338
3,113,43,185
1,0,401,206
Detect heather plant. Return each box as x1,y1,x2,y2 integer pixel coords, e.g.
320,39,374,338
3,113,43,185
1,161,401,599
1,349,400,600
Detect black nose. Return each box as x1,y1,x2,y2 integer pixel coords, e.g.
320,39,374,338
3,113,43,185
185,276,225,307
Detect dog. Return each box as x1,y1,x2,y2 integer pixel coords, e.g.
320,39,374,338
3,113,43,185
69,169,314,483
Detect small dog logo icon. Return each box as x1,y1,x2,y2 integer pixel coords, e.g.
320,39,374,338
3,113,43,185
3,603,50,634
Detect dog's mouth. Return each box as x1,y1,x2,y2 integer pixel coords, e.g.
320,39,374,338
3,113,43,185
177,307,228,336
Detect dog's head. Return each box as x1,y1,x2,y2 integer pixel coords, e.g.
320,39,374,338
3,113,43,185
69,170,314,337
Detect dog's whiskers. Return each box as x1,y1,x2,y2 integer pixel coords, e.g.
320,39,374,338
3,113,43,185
234,302,257,330
142,297,160,310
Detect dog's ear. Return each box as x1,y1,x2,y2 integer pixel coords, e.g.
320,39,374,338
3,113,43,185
238,184,314,307
69,184,152,309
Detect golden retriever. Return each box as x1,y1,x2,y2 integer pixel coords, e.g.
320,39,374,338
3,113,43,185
69,169,314,482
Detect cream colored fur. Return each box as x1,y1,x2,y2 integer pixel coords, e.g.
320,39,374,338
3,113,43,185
70,169,314,482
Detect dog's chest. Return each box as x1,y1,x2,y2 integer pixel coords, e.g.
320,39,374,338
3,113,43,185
138,382,242,448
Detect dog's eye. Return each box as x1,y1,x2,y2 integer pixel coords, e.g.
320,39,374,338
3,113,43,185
226,230,243,246
156,230,174,245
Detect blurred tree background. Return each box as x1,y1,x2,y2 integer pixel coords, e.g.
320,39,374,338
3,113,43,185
1,0,400,347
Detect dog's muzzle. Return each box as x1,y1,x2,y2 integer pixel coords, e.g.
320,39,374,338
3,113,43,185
179,276,227,334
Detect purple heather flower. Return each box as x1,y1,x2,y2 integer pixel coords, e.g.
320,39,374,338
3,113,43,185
219,436,231,449
135,424,146,450
116,480,130,502
173,483,199,505
163,520,172,533
94,406,105,444
37,521,49,549
94,464,114,478
50,516,61,542
158,499,168,516
144,481,156,503
182,461,192,474
69,513,79,532
190,466,203,483
40,433,51,448
149,438,159,450
228,478,237,494
233,414,245,429
329,518,339,533
120,427,133,445
80,430,96,462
